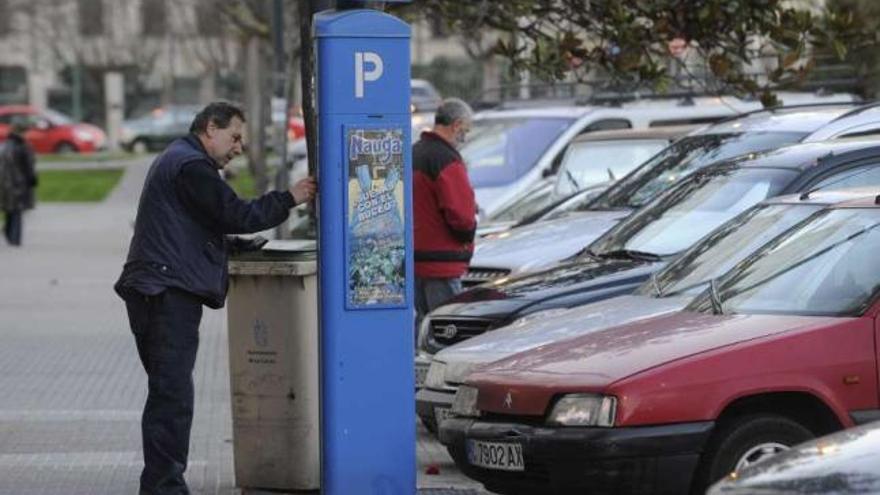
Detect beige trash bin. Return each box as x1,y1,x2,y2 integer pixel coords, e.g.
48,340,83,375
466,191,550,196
226,240,320,491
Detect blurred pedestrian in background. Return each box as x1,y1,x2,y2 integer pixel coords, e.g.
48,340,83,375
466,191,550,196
412,98,477,333
0,119,37,246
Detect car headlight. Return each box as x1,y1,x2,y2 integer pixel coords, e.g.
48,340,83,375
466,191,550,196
74,128,96,142
510,307,570,327
424,361,447,390
547,394,616,427
451,385,480,417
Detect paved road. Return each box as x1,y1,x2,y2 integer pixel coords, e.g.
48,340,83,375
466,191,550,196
0,157,486,494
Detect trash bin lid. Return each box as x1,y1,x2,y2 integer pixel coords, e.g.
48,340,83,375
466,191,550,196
263,239,316,253
229,239,317,276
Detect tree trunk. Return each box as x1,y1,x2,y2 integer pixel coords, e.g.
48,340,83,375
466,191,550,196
244,36,269,195
299,0,319,179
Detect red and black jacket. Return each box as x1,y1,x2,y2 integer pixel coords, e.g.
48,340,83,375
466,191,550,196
413,131,477,278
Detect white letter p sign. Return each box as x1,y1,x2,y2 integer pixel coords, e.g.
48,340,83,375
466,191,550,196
355,52,384,99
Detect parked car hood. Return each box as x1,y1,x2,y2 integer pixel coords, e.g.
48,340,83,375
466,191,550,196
471,209,631,273
436,294,690,385
475,186,507,218
440,258,662,319
709,420,880,495
470,312,842,415
476,219,517,237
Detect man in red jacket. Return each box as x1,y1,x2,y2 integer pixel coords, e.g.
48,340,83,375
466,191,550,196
412,98,477,329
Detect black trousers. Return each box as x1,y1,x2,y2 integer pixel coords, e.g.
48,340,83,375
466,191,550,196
125,288,203,495
3,209,22,246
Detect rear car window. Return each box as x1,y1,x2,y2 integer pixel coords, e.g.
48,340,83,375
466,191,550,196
461,117,574,188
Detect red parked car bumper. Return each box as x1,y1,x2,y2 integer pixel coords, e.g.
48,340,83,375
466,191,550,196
440,417,713,495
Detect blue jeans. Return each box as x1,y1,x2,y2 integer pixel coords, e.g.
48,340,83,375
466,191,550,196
125,288,203,495
3,209,22,246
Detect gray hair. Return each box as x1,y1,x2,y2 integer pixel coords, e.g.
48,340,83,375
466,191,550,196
190,101,246,134
434,97,473,126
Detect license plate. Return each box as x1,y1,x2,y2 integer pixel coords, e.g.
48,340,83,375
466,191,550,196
434,406,453,425
467,440,524,471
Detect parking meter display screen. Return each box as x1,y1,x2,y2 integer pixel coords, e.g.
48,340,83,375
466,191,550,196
345,127,407,309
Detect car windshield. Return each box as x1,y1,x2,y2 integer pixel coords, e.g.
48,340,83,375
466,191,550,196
42,108,73,125
540,187,608,218
641,203,824,297
589,167,799,258
689,208,880,316
584,131,806,211
553,139,668,197
489,181,555,223
461,117,574,188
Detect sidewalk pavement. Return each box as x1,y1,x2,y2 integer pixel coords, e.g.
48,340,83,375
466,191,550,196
0,157,488,494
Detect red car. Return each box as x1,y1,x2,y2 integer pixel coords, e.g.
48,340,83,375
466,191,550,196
0,105,107,153
288,115,305,141
441,196,880,495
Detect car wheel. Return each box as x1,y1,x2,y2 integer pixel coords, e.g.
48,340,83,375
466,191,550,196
692,414,813,493
132,139,149,154
54,142,78,154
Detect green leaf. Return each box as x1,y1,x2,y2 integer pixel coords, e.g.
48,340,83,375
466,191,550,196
781,49,801,68
760,90,780,109
832,39,848,60
709,54,732,77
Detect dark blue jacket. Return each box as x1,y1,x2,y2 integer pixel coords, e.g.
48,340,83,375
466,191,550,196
115,135,295,308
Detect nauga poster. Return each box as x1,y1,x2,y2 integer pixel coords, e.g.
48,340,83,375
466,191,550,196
345,127,406,309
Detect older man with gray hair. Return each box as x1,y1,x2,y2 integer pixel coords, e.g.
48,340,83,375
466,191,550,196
412,97,477,332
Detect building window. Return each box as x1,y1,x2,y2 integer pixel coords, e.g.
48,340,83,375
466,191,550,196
141,0,167,36
0,66,28,104
78,0,104,37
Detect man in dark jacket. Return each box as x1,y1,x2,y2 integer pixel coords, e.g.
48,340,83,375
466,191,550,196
114,102,316,495
412,98,477,328
0,121,37,246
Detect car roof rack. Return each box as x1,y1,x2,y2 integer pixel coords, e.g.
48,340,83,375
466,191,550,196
698,100,865,128
472,81,734,110
470,78,860,111
821,100,880,124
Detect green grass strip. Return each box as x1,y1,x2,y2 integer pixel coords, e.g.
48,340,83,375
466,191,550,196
40,151,137,163
227,168,258,199
36,168,125,202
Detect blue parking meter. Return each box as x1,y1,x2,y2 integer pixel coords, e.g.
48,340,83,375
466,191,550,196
315,6,414,494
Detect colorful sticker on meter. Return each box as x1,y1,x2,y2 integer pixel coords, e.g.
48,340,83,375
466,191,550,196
345,127,407,309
